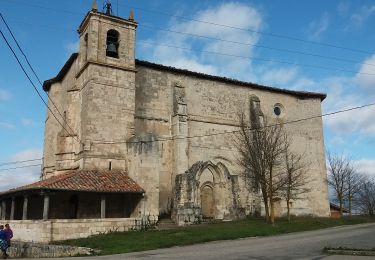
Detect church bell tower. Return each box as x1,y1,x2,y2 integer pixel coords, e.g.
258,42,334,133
76,1,137,170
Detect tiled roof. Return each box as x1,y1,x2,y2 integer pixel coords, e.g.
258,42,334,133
42,53,326,101
1,170,144,195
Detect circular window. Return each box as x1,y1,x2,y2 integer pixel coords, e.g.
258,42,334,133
274,106,281,116
273,103,284,117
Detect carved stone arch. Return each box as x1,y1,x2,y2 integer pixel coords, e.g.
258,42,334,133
196,161,222,184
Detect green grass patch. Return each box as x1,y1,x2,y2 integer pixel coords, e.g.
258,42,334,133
57,216,374,255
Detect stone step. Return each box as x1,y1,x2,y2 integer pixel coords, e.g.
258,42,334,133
157,218,178,230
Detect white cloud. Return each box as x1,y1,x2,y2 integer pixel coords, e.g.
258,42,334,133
21,118,35,126
349,5,375,28
0,149,42,191
0,122,15,129
259,67,298,86
65,40,79,54
308,12,330,40
355,54,375,95
355,159,375,177
141,2,263,80
0,89,11,101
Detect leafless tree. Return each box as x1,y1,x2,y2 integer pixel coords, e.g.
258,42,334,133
327,152,353,216
234,113,285,224
281,134,310,223
345,168,364,216
357,176,375,216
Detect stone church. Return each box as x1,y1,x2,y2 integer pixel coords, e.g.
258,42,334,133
0,3,330,242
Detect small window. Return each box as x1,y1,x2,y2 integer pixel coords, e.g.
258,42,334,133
274,106,281,116
273,103,284,117
106,29,119,58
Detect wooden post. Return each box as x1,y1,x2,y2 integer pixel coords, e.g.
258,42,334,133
1,200,6,220
10,197,15,220
22,196,28,220
101,195,106,218
43,194,50,220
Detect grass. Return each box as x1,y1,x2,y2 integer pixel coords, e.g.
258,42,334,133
57,217,374,255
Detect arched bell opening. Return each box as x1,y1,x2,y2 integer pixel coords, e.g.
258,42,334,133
106,29,119,58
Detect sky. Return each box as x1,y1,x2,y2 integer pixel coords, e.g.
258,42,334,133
0,0,375,191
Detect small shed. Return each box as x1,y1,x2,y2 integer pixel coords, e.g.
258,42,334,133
330,203,349,219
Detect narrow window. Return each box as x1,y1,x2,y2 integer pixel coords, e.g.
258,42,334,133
84,33,88,61
106,29,119,58
109,161,112,171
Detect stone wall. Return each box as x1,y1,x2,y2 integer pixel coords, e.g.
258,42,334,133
7,218,138,243
134,65,330,218
9,242,95,258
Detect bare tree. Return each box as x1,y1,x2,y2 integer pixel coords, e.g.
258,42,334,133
345,168,364,216
357,176,375,216
281,134,310,223
234,113,285,224
327,152,353,216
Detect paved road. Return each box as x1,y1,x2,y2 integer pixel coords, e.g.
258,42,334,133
20,223,375,260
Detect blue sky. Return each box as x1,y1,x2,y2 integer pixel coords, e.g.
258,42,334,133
0,0,375,190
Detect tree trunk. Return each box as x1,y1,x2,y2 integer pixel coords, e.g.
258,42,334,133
286,199,290,223
270,198,275,225
339,198,343,217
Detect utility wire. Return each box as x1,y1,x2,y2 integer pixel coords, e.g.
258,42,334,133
0,164,42,172
3,4,374,70
1,102,374,170
4,1,375,60
93,101,375,144
0,30,81,144
6,16,375,69
138,40,375,76
120,3,374,55
0,158,43,167
139,24,375,68
0,13,79,141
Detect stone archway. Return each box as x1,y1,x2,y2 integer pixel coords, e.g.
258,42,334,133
200,185,214,218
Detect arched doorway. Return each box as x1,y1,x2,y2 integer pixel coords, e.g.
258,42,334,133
200,185,214,218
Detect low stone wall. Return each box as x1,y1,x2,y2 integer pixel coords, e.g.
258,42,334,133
8,241,96,258
7,218,137,243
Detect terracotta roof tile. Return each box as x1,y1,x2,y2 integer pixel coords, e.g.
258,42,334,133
2,170,144,195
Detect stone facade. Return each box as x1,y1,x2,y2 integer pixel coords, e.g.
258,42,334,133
41,8,330,227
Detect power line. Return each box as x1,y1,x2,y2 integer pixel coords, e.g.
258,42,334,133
0,158,43,167
6,16,375,69
0,29,81,144
3,3,374,70
139,24,375,68
138,40,375,76
92,101,375,145
120,3,374,55
0,164,42,172
0,13,79,142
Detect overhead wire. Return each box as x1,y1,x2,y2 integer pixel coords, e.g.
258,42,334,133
0,29,81,144
2,1,375,66
1,101,374,169
119,2,374,55
0,13,81,144
93,101,375,144
0,164,42,172
138,40,375,76
0,158,43,167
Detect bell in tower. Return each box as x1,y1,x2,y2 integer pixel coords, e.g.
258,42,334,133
106,29,119,58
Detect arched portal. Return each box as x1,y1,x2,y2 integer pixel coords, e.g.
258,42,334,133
200,185,214,218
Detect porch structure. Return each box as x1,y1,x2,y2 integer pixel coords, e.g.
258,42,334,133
0,170,145,242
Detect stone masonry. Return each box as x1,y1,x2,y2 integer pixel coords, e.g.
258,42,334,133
41,7,330,226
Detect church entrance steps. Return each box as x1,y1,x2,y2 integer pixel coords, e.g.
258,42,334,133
157,218,178,230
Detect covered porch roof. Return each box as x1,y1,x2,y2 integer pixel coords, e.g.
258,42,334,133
0,169,144,197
